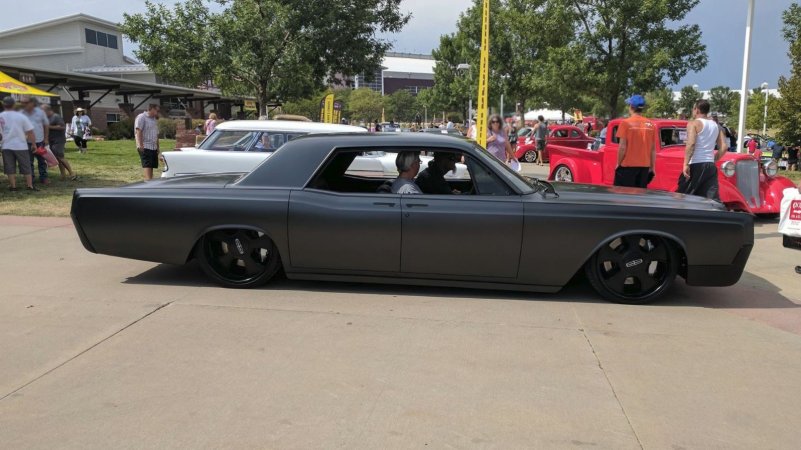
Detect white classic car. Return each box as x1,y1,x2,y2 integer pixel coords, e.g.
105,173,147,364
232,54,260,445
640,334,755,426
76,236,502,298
162,120,469,179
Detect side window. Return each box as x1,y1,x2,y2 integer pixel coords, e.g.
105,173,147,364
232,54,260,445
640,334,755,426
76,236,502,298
199,130,256,151
570,130,580,138
610,126,620,144
465,157,512,196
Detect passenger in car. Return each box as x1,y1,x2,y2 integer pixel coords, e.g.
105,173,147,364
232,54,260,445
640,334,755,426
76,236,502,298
391,151,423,194
254,133,270,151
416,152,460,195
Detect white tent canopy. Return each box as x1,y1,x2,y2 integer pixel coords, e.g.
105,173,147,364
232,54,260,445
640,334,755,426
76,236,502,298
523,109,573,122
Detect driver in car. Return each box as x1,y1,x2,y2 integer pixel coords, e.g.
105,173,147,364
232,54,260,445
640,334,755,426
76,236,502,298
391,151,423,194
416,152,461,194
253,133,270,151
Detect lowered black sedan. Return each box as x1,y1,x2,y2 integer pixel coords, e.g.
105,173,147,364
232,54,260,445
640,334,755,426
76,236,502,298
71,133,754,304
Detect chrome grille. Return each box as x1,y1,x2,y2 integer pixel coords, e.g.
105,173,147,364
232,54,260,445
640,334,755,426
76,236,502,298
735,160,761,208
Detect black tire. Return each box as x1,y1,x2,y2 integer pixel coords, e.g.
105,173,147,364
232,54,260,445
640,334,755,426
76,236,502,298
553,165,573,182
585,235,678,304
523,150,537,163
196,228,282,288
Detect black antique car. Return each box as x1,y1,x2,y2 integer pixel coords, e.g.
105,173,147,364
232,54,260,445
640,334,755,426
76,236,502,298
71,133,754,304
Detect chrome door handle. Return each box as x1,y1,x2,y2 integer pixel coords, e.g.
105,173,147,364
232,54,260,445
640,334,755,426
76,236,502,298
406,203,428,208
373,202,396,207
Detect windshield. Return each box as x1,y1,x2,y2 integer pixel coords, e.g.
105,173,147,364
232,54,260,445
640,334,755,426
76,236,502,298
198,129,308,151
471,144,536,194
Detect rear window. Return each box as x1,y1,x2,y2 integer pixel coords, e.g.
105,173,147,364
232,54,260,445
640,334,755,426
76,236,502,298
660,127,688,148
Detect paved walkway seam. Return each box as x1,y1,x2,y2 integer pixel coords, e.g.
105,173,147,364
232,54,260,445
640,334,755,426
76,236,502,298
0,301,174,402
573,307,644,449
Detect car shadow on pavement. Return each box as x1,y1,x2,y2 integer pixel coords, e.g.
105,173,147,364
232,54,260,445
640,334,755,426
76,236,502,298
124,263,798,309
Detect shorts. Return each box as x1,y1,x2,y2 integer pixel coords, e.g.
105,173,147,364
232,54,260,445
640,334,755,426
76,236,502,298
614,166,651,188
536,140,546,151
139,148,159,169
2,149,33,175
50,141,65,158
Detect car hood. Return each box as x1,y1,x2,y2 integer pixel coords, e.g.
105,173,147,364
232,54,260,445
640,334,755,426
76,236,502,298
548,182,727,212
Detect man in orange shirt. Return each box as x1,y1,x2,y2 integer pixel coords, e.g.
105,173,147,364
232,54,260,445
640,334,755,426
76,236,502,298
614,95,656,188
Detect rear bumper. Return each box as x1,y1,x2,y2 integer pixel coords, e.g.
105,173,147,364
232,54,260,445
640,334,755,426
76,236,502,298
685,244,753,286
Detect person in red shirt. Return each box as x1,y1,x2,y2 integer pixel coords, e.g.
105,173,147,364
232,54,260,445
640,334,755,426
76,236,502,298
747,137,758,154
614,95,656,188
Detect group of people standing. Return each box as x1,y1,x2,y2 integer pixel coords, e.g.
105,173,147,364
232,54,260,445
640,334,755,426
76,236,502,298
613,94,727,200
0,96,80,191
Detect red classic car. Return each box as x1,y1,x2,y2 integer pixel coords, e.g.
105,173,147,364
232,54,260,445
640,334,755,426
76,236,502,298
516,125,594,163
547,119,794,215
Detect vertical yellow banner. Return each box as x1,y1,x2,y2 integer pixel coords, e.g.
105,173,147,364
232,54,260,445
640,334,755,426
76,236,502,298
475,0,490,148
322,94,335,123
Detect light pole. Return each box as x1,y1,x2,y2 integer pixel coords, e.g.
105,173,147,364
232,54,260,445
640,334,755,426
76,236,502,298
737,0,756,153
761,81,769,137
457,63,471,121
424,105,427,127
500,74,509,119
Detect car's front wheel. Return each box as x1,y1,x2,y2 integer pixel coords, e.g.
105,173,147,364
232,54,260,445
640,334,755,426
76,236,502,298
196,228,282,288
585,234,678,304
553,165,573,182
523,150,537,163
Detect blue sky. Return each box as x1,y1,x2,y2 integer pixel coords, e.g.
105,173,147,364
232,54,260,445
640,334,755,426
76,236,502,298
1,0,793,90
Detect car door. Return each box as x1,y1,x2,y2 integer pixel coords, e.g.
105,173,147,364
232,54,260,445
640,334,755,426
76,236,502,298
400,158,523,279
288,190,401,272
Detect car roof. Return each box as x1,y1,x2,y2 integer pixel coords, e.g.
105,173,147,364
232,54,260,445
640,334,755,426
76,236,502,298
238,133,477,188
214,120,367,133
551,125,580,130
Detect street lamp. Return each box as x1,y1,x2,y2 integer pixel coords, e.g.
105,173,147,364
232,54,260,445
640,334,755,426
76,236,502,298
761,81,769,137
500,74,510,118
457,63,472,122
737,0,756,153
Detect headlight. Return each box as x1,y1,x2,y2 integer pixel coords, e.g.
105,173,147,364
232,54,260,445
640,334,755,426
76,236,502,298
764,160,778,177
721,161,736,177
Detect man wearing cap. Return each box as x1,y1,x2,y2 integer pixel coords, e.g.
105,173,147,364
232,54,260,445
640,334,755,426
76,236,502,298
614,94,656,188
20,96,50,184
416,152,460,195
0,96,37,191
70,108,92,153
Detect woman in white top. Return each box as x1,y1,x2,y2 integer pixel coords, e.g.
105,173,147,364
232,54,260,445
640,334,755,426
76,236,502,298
678,99,728,200
204,113,218,135
70,108,92,153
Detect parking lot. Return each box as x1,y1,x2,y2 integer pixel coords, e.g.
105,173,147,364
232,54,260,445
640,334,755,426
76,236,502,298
2,164,801,449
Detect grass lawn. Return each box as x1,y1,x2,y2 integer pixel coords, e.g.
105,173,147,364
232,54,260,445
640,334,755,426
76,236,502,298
0,139,175,217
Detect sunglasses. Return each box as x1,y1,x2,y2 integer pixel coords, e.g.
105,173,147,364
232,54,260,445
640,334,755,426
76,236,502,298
491,120,501,124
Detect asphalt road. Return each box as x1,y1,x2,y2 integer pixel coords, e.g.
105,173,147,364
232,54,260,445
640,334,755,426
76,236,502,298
2,175,801,448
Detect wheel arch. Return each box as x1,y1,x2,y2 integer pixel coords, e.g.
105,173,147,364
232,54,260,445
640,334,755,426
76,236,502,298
580,229,689,276
185,224,280,263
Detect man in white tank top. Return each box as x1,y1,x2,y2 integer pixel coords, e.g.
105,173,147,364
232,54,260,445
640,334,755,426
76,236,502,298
678,99,728,200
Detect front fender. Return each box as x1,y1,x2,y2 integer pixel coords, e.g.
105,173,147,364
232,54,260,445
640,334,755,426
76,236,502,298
718,177,752,213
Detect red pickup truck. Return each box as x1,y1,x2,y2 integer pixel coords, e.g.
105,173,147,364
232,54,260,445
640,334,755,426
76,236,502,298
547,118,793,215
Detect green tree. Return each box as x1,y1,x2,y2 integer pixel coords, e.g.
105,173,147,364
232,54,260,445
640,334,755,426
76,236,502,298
708,86,738,117
348,88,384,123
121,0,408,116
746,87,780,132
547,0,707,118
385,90,417,122
645,87,676,118
778,2,801,144
676,85,702,117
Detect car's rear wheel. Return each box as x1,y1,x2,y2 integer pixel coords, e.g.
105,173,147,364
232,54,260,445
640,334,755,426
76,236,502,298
585,234,678,304
523,150,537,163
196,229,282,288
554,165,573,182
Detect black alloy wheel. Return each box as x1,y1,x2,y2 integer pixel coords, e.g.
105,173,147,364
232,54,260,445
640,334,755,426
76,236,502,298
196,229,281,288
523,150,537,163
585,235,678,304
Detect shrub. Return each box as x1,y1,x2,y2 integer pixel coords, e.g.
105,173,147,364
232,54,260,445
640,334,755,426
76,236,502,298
158,118,176,139
106,119,135,140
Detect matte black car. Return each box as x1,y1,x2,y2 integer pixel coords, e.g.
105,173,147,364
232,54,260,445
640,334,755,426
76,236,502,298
71,133,754,304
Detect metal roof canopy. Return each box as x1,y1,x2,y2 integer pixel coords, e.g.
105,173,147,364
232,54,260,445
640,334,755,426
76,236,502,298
0,62,247,104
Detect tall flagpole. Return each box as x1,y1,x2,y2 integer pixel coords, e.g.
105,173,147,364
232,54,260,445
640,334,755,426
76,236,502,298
736,0,755,153
475,0,490,148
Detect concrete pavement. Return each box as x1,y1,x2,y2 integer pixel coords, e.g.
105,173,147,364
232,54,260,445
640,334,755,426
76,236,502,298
1,204,801,448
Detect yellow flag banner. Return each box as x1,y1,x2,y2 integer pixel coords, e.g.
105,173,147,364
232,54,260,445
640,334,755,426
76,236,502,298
0,71,57,97
319,93,335,123
475,0,490,148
